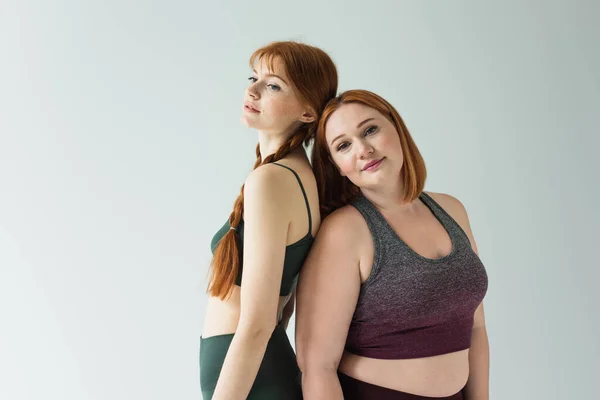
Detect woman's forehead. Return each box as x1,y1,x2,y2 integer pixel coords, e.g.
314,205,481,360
253,56,287,76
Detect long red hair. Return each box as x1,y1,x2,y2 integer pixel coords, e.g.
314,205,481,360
208,41,338,299
312,90,427,218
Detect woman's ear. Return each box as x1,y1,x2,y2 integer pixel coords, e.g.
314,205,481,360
299,108,316,123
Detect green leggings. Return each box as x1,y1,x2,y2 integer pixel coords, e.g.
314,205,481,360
199,324,302,399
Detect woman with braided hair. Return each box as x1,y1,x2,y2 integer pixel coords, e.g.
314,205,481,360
199,41,338,399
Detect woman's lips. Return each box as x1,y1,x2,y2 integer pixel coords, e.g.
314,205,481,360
363,158,384,171
244,103,260,113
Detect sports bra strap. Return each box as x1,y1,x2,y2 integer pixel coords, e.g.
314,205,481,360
271,162,312,234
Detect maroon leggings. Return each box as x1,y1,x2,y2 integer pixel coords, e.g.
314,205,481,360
338,373,465,400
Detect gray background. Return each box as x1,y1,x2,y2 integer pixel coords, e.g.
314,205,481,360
1,1,598,399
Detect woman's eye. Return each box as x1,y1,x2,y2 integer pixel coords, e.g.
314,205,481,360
248,77,257,83
267,84,281,91
337,142,350,151
364,125,378,136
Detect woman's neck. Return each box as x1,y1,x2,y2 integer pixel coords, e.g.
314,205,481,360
360,182,417,213
257,125,303,160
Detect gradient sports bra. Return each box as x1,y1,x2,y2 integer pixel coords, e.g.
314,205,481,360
345,192,488,359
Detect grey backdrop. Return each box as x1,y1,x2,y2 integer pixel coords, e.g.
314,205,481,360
1,1,598,399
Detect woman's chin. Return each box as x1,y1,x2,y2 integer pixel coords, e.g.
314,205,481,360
240,115,256,128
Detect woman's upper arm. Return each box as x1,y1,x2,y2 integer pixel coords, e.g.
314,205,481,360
429,192,487,328
472,302,486,329
237,166,290,335
295,208,364,372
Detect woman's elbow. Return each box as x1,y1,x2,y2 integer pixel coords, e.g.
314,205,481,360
236,318,277,343
296,348,309,374
297,347,337,376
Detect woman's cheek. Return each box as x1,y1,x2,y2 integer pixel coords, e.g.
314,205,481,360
379,131,401,153
339,157,356,177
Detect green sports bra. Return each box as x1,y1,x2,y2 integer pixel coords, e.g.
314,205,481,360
210,163,314,296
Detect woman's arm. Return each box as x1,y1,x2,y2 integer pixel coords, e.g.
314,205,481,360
296,207,365,400
465,303,489,400
211,165,292,400
431,192,490,400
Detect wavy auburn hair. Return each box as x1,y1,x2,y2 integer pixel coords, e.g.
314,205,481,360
312,89,427,218
208,41,338,299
